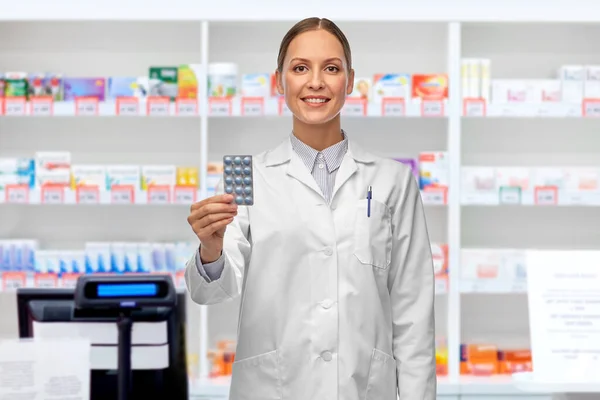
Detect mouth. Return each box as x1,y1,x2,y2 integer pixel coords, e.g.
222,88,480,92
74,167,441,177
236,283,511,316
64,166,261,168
301,96,331,105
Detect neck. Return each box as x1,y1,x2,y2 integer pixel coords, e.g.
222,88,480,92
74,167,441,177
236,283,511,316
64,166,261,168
292,115,343,151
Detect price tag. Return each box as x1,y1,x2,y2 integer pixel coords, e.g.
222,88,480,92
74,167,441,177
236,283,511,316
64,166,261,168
382,98,405,117
41,185,64,204
147,96,170,116
2,272,26,290
111,185,134,204
435,278,448,295
5,184,29,203
463,98,486,117
174,185,197,204
75,97,99,116
61,273,81,288
176,98,198,116
510,280,528,293
241,97,264,116
175,271,186,289
421,187,447,205
4,97,26,116
422,99,444,117
76,186,100,204
30,96,53,116
278,97,291,116
535,186,558,205
116,97,139,116
148,185,171,204
34,273,58,288
209,98,232,116
343,98,367,116
499,186,522,205
536,104,551,117
583,99,600,117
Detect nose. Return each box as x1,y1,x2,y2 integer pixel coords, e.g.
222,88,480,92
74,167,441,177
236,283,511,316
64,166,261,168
308,70,325,90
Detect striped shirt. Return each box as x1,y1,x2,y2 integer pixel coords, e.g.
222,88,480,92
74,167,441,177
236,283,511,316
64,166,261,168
289,131,349,204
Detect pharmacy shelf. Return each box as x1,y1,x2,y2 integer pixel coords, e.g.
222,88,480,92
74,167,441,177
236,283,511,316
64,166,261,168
188,375,547,398
9,98,600,118
462,101,597,118
0,271,187,292
0,187,447,206
512,372,600,394
0,97,448,118
460,280,527,294
0,187,201,206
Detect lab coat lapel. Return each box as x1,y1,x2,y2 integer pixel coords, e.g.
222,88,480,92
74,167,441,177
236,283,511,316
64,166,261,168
286,152,323,198
331,154,357,202
264,138,323,199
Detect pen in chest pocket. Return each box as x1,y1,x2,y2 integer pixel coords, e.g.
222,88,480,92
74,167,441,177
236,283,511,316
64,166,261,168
367,185,372,217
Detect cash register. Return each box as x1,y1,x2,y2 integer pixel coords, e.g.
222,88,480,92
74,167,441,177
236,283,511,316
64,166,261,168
17,274,188,400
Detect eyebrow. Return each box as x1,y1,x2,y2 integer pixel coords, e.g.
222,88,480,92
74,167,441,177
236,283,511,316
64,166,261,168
290,57,343,64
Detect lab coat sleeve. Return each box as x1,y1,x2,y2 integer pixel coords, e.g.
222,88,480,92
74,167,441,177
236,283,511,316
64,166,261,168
185,203,251,305
195,251,225,281
390,167,437,400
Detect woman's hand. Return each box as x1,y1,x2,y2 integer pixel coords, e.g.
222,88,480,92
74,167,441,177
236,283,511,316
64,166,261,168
187,194,238,263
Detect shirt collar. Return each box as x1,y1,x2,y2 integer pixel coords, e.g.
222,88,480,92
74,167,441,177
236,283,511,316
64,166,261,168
289,130,349,173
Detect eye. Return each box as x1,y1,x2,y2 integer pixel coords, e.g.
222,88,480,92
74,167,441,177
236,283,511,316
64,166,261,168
326,66,339,72
293,65,308,73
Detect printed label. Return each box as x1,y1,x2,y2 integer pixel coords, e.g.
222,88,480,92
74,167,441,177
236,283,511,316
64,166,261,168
241,97,264,116
382,97,405,117
147,96,170,116
30,96,53,116
75,97,99,116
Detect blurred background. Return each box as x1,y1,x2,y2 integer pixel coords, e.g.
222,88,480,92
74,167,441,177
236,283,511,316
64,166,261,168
1,1,599,399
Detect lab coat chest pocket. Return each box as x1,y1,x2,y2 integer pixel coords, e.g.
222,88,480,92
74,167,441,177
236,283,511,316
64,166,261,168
229,350,282,400
365,349,398,400
353,199,392,269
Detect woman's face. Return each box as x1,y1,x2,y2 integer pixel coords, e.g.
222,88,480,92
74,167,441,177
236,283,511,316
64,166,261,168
277,29,354,126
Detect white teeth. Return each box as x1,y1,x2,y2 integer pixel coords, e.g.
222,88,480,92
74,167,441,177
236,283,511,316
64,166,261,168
304,98,327,103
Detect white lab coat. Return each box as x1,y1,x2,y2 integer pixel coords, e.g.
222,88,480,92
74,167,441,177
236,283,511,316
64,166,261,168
185,137,437,400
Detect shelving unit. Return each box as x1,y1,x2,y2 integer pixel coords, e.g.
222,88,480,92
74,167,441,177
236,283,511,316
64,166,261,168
1,3,600,399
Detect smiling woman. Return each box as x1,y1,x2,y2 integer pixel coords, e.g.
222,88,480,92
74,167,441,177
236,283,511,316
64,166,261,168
275,17,355,151
185,16,436,400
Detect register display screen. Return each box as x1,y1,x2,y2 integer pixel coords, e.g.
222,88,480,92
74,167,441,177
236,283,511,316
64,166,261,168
85,282,168,299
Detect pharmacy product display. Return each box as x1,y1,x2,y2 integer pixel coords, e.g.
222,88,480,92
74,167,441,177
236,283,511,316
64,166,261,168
0,153,223,205
461,166,600,206
0,239,195,290
0,68,449,117
0,153,449,205
462,59,600,116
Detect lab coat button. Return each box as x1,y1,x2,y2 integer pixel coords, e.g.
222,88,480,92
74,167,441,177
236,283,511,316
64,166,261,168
321,299,333,309
323,247,333,256
321,351,332,361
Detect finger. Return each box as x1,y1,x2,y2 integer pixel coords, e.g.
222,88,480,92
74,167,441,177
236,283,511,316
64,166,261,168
194,216,234,237
191,194,234,211
191,211,236,231
189,203,237,223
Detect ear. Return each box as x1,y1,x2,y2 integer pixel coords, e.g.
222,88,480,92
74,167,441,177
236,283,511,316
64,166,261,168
275,69,284,95
346,68,355,95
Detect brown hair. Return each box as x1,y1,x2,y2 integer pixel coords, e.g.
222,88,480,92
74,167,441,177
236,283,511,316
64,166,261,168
276,17,352,73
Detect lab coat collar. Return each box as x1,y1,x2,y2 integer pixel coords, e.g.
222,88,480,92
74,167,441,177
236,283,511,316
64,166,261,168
264,134,377,203
264,135,377,167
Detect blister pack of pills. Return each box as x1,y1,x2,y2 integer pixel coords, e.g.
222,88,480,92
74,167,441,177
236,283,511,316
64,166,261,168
223,155,254,205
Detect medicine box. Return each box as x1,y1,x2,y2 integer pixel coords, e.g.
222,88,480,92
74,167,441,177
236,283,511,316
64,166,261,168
372,74,410,103
63,78,106,101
